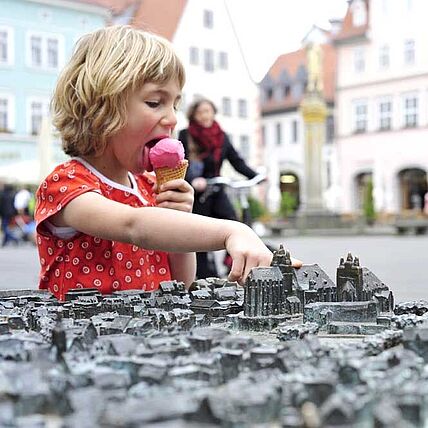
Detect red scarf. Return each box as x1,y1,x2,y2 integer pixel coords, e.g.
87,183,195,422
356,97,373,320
188,120,225,167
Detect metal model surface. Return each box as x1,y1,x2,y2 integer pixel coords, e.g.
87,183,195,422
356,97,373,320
0,248,427,427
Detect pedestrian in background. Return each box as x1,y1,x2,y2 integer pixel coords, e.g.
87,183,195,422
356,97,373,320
0,183,19,247
178,98,258,279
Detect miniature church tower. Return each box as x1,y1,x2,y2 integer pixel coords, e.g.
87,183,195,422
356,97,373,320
271,244,293,295
336,253,364,302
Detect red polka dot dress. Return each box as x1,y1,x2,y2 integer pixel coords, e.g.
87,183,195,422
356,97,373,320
35,158,171,301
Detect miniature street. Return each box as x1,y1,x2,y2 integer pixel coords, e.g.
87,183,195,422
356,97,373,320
1,234,427,303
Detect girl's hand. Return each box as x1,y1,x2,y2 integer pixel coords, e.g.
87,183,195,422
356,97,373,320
225,223,302,285
155,179,194,213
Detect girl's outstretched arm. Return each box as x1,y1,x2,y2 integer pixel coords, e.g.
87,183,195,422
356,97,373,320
49,191,290,284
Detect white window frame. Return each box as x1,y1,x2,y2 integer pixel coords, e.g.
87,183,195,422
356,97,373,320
203,49,214,72
353,47,365,73
237,99,248,118
378,97,392,131
276,122,282,145
239,135,250,161
0,93,15,132
218,51,228,70
189,46,199,65
222,97,231,116
0,26,14,66
353,99,368,133
26,31,64,71
402,92,418,128
203,10,214,29
291,119,299,143
26,97,50,135
378,45,389,69
404,39,415,65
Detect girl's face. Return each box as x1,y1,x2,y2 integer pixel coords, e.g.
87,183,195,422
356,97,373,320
107,79,181,175
193,101,216,128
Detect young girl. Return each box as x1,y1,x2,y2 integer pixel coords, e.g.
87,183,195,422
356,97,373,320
35,25,300,301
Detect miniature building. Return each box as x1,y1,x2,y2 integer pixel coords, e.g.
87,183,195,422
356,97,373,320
243,266,285,317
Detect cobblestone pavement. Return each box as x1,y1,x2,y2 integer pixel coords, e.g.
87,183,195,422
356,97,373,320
1,235,427,302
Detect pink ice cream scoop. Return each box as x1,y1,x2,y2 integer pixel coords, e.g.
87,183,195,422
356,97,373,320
149,138,185,169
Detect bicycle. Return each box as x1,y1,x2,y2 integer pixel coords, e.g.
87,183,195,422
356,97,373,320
197,172,276,278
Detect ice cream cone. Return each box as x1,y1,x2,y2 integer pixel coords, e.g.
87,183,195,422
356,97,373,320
154,159,188,188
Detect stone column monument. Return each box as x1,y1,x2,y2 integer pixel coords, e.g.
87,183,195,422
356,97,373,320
298,43,334,228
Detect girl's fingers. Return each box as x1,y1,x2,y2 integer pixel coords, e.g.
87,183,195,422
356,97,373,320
228,253,245,283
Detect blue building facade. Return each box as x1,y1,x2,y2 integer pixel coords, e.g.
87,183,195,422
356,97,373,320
0,0,108,181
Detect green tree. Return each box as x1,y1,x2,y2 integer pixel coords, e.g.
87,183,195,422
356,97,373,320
279,191,297,218
248,195,266,220
363,179,376,225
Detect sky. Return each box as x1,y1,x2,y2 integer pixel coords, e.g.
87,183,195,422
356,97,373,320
226,0,349,82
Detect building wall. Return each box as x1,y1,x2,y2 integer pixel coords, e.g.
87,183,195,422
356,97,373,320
0,0,108,172
335,0,428,214
172,0,261,171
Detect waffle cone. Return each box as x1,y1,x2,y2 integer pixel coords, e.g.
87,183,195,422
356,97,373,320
154,159,188,188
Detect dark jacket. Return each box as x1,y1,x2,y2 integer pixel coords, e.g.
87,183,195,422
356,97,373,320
0,185,17,218
178,129,257,182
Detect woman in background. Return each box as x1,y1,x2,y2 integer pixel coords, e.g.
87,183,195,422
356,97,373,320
179,98,258,278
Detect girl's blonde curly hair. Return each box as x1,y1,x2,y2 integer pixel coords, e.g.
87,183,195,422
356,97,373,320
51,25,185,157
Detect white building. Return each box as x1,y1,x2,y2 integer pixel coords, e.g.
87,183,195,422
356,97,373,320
96,0,262,172
334,0,428,215
259,27,338,214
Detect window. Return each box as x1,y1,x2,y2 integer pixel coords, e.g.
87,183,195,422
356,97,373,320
218,51,228,70
265,87,273,101
203,10,214,29
0,99,7,130
0,27,14,66
0,94,14,132
404,39,415,65
239,135,250,161
31,35,42,67
379,99,392,130
276,122,282,145
291,120,298,143
27,98,49,135
47,38,58,68
284,85,291,98
379,45,389,69
189,47,199,65
353,101,367,133
403,95,418,128
27,32,63,70
222,97,231,116
203,49,214,72
238,99,247,118
353,47,365,73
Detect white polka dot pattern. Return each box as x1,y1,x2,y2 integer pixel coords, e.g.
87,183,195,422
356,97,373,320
34,160,171,300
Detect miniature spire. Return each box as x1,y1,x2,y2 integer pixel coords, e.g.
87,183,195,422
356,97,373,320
339,257,344,266
354,256,360,266
346,252,353,262
285,250,292,266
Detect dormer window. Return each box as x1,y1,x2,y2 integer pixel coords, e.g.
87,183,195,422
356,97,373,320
283,85,290,97
266,88,273,100
352,0,367,27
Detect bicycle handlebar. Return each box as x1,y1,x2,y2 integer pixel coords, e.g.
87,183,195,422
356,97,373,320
204,173,266,189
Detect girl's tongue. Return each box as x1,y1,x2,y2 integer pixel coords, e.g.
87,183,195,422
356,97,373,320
142,145,153,172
